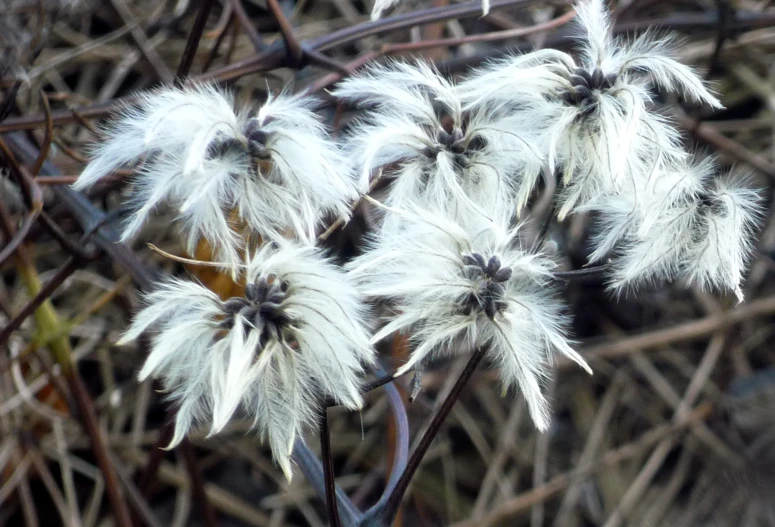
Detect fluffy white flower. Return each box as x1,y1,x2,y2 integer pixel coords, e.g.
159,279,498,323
606,160,761,301
119,242,374,480
458,0,720,218
74,85,356,270
334,61,542,229
348,209,591,430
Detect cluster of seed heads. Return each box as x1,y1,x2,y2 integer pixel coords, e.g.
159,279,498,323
461,252,513,319
559,67,618,114
220,276,293,349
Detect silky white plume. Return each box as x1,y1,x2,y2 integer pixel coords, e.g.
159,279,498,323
581,154,713,264
74,85,356,270
335,61,542,229
348,209,591,430
682,175,761,301
119,242,374,480
605,160,761,301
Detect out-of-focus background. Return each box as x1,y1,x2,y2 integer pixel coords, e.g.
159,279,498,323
2,0,775,526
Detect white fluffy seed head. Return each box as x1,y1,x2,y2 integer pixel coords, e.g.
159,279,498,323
348,208,591,430
244,94,358,240
602,159,762,301
682,174,763,302
578,139,704,264
73,85,356,272
335,61,543,230
121,241,374,481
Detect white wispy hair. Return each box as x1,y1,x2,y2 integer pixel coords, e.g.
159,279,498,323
458,0,720,218
334,61,542,228
580,154,712,264
370,0,490,21
73,85,355,270
605,160,761,301
348,208,591,430
681,174,762,301
118,241,374,480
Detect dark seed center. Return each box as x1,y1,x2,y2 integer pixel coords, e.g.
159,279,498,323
220,276,292,350
243,118,272,160
461,252,512,320
204,118,272,163
558,68,618,113
421,127,488,173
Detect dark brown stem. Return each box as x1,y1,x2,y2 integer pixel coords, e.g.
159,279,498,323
180,440,219,527
137,412,175,495
265,0,303,65
175,0,217,83
0,166,132,527
706,0,732,79
37,211,99,260
379,8,576,54
3,5,775,132
361,372,402,394
229,0,264,52
0,138,43,214
0,211,39,268
31,175,79,185
202,12,234,72
320,408,341,527
132,416,174,525
30,90,53,177
0,80,22,123
68,373,134,527
378,347,487,525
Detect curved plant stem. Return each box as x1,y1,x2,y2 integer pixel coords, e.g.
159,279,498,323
292,440,364,526
377,347,488,525
3,5,775,133
362,377,409,522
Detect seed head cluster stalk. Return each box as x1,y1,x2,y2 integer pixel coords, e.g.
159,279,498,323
69,0,762,523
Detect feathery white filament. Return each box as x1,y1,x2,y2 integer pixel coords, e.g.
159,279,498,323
682,175,762,302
